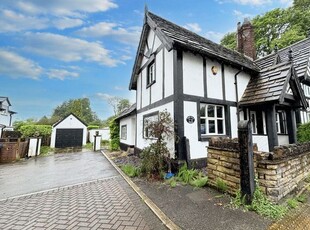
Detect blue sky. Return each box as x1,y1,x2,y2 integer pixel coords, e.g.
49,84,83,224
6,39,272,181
0,0,292,121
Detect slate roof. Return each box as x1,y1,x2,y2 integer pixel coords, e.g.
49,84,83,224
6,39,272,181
115,103,136,121
129,10,260,90
239,62,307,109
255,38,310,82
240,63,291,105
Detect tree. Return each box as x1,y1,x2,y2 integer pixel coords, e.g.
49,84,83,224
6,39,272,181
140,111,175,178
51,98,101,125
220,32,237,51
117,99,131,115
103,95,131,116
220,0,310,56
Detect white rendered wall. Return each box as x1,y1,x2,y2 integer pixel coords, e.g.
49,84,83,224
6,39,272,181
237,72,251,101
136,75,142,110
164,49,174,97
184,101,208,159
206,58,223,99
0,100,11,127
253,135,269,152
141,69,150,108
136,102,174,157
89,129,110,143
50,114,87,148
278,135,289,146
151,49,163,103
230,107,238,138
183,52,204,97
119,115,136,146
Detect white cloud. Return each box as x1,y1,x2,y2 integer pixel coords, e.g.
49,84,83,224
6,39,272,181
96,93,114,100
184,23,202,33
47,69,79,80
77,22,141,46
114,86,125,91
0,50,42,79
8,0,118,17
205,31,226,43
0,9,48,32
232,0,271,5
233,10,254,20
52,17,84,30
23,32,119,67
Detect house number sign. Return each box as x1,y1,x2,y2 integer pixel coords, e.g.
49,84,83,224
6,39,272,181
186,116,195,124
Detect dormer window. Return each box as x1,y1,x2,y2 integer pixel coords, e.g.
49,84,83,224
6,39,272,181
147,60,155,87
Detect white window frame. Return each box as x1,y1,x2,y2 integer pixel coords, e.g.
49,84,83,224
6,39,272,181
121,125,127,140
276,110,287,134
143,112,159,139
200,104,225,135
147,61,155,87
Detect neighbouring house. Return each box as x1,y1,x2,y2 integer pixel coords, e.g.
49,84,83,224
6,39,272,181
0,97,17,138
115,104,136,151
50,113,87,148
119,8,310,164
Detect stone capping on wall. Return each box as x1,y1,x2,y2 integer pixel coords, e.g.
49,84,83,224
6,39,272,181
207,137,310,202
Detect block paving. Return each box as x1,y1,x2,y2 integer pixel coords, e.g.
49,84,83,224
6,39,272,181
0,177,150,230
269,203,310,230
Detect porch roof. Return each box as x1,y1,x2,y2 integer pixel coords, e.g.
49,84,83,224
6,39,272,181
239,62,307,109
115,103,136,121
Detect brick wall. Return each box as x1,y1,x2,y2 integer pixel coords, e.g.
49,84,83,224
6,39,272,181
207,138,310,202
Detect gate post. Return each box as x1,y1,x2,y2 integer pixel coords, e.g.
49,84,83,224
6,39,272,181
238,120,255,204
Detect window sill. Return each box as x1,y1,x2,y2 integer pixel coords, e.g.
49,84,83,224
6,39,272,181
146,80,156,88
199,134,228,142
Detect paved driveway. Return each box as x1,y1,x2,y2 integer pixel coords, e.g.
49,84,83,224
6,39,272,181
0,151,165,230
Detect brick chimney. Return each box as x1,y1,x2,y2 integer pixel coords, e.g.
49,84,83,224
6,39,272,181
237,18,256,60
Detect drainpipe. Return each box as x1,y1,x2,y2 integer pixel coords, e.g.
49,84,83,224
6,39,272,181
235,68,243,122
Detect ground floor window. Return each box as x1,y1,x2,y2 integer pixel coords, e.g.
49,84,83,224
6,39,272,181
121,125,127,140
276,110,287,134
200,104,225,135
143,111,159,139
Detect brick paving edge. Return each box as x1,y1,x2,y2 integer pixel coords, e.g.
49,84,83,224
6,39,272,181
101,150,181,230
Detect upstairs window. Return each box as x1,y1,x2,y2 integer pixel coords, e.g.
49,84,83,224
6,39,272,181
147,61,155,87
200,104,225,135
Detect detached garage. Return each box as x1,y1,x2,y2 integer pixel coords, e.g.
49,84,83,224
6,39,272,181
50,113,87,148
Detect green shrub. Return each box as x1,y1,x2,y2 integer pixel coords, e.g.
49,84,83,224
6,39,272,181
216,178,228,193
232,186,288,220
297,122,310,143
287,198,299,209
121,164,140,178
101,140,110,146
88,125,99,130
190,173,208,187
109,118,119,151
40,146,53,156
141,143,166,177
177,164,199,184
19,125,52,138
297,194,307,203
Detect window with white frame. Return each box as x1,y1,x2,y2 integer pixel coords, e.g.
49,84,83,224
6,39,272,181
147,61,155,87
200,104,225,135
121,125,127,140
276,110,287,134
143,112,158,139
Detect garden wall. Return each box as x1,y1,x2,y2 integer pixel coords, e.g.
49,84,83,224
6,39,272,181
207,138,310,202
0,138,29,163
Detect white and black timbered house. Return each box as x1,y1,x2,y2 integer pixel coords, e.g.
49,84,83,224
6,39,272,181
0,97,16,138
120,9,310,165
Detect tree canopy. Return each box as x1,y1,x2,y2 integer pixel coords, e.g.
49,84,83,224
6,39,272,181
220,0,310,57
